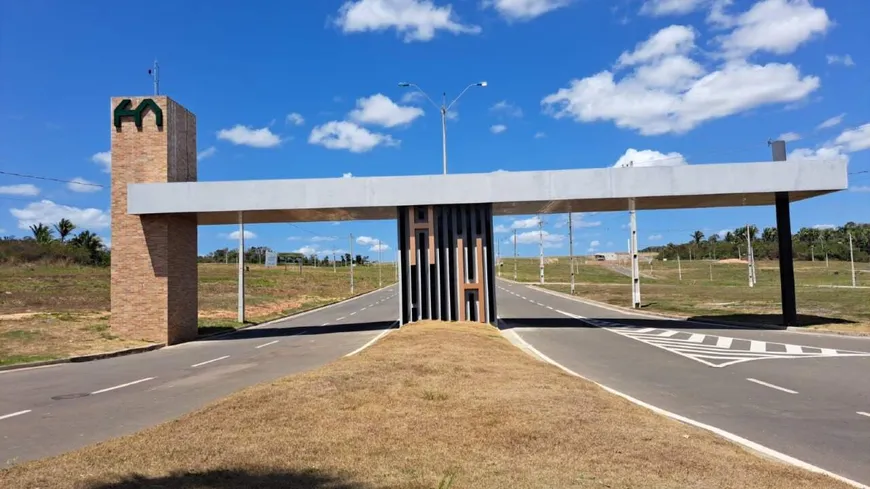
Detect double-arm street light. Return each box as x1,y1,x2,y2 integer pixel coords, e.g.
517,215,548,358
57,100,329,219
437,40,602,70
398,81,487,175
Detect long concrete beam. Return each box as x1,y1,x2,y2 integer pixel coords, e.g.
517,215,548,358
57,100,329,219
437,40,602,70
127,160,847,225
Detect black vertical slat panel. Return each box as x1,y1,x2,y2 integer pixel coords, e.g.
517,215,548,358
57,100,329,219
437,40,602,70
438,206,447,320
449,205,459,321
464,206,474,283
397,206,410,325
419,230,429,319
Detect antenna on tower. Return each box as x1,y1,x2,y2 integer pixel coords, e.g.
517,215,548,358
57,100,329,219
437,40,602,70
147,60,159,95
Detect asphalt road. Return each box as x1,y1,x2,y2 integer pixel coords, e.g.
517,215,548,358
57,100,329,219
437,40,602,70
0,285,398,466
496,279,870,486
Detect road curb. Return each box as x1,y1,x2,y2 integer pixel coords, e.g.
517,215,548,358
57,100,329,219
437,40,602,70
1,285,398,372
0,344,164,373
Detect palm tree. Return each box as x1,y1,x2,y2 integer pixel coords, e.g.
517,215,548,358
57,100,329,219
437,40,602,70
54,218,76,243
691,230,705,245
29,223,54,244
70,230,104,258
762,227,777,243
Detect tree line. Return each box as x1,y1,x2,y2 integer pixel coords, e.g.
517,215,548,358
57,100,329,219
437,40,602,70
644,222,870,262
198,247,372,266
0,218,109,266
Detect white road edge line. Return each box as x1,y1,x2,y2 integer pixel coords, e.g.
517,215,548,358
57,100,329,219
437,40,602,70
336,316,346,321
746,378,798,394
91,377,155,395
255,340,279,349
191,356,230,368
0,410,31,421
501,328,867,489
345,322,399,357
858,412,870,418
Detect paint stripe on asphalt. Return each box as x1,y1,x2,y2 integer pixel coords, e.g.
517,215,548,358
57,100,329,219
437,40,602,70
91,377,155,395
191,356,230,368
857,412,870,419
746,378,798,394
256,340,279,349
0,410,31,421
502,329,867,489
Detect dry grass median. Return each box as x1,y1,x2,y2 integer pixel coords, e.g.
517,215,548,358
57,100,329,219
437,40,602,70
1,321,849,489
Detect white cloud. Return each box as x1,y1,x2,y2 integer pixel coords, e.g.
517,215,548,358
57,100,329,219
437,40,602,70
310,236,337,242
617,25,697,67
287,236,302,241
92,151,111,173
534,131,546,139
66,177,100,193
286,112,305,125
335,0,481,42
716,229,729,239
400,91,427,104
493,224,510,233
227,230,256,240
309,121,399,153
510,217,540,229
490,100,523,118
777,132,801,142
342,172,354,178
349,94,424,127
296,245,319,255
490,124,507,134
788,145,848,164
356,236,378,246
10,200,109,230
834,123,870,153
446,110,459,121
370,243,390,252
0,184,40,196
510,230,564,248
484,0,571,20
716,0,831,59
554,213,601,229
640,0,706,16
197,146,217,161
648,234,663,241
217,125,281,148
613,148,687,168
542,23,819,135
850,185,870,193
812,224,835,230
826,54,855,67
817,114,845,130
589,240,601,248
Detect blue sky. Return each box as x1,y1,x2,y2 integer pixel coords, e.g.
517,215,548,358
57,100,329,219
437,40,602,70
0,0,867,258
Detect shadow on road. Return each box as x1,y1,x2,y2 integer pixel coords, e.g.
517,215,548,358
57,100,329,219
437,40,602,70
498,315,793,331
197,321,396,342
85,468,371,489
687,313,855,329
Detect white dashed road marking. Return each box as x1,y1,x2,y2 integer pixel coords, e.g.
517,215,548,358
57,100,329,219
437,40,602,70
255,340,279,349
191,356,230,368
91,377,155,395
858,412,870,419
0,410,31,421
746,378,799,394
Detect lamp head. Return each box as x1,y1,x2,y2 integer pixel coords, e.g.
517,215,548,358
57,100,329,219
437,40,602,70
398,82,411,87
478,81,488,87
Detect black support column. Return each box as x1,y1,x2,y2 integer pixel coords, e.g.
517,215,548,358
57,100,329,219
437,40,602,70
771,139,797,326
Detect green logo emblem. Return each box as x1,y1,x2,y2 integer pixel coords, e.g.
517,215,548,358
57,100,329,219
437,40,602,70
113,99,163,129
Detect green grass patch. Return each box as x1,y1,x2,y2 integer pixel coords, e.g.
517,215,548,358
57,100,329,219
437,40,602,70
0,354,59,366
0,330,42,341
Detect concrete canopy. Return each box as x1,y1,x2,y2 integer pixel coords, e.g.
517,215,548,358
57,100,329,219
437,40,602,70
127,160,847,224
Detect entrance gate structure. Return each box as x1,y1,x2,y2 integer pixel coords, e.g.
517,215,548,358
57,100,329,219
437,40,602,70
110,96,849,344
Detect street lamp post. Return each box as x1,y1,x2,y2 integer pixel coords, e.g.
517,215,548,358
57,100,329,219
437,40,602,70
398,81,487,175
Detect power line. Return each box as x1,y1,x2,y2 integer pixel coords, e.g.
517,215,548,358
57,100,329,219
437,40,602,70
0,170,105,188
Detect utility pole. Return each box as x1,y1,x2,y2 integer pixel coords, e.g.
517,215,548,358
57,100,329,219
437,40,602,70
677,254,682,281
568,213,575,294
849,232,856,287
538,215,545,284
811,245,815,262
333,250,337,273
629,197,641,308
349,234,355,294
513,229,518,280
377,239,382,288
747,223,756,287
237,212,245,323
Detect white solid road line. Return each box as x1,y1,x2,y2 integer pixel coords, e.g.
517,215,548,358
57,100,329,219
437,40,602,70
746,378,798,394
0,410,31,421
91,377,155,395
191,355,230,368
857,412,870,418
345,323,398,357
336,316,346,321
502,329,867,489
255,340,279,349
